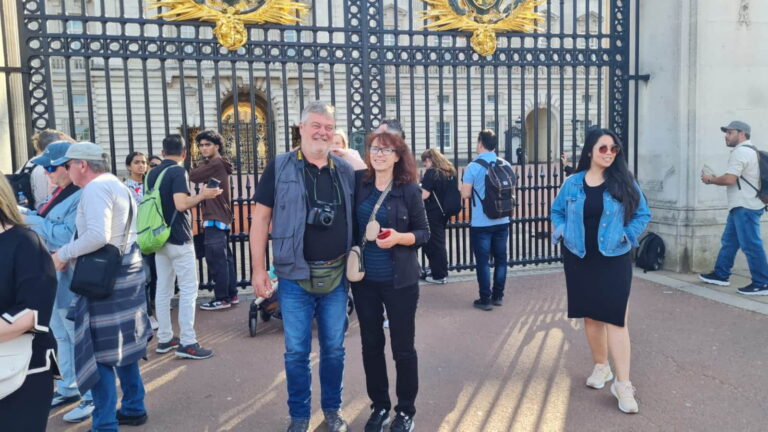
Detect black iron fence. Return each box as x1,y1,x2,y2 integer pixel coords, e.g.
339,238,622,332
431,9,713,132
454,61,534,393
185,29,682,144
16,0,637,289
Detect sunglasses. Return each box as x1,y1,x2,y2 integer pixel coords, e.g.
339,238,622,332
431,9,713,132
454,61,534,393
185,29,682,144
149,162,160,168
44,165,59,173
596,144,621,155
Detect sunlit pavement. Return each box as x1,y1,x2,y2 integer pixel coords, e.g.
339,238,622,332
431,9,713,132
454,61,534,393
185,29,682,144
48,269,768,432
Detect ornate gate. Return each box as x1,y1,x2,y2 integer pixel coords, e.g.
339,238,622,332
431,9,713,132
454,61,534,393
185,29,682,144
16,0,636,287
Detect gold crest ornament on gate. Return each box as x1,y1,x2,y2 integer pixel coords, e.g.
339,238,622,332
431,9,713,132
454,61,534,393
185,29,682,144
149,0,308,51
420,0,544,57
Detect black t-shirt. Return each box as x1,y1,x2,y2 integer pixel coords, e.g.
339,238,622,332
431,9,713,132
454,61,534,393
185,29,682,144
145,159,192,245
421,168,453,213
583,179,606,256
253,158,348,261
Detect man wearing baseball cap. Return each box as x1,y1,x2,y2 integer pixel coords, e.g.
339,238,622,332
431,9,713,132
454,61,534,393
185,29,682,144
52,142,152,430
699,121,768,295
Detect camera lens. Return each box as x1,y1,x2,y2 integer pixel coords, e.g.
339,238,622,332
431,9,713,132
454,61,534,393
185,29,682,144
320,213,333,226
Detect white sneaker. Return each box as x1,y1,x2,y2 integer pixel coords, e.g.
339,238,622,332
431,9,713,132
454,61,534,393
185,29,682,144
586,363,613,389
424,276,447,284
63,399,94,423
610,381,639,414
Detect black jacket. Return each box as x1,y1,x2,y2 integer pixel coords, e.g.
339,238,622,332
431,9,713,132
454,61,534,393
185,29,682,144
353,170,430,289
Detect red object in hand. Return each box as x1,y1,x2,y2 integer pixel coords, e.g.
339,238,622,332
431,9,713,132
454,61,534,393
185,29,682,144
377,229,391,240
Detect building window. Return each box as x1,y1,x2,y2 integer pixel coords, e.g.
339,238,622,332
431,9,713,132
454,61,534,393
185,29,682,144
385,95,399,106
66,20,83,33
437,94,450,105
435,121,452,149
486,93,497,104
383,26,395,46
484,120,497,132
581,94,593,104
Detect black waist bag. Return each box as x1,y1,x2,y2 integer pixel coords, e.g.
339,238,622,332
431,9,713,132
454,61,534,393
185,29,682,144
70,190,134,300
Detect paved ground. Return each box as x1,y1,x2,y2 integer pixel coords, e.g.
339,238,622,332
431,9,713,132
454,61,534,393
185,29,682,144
47,270,768,432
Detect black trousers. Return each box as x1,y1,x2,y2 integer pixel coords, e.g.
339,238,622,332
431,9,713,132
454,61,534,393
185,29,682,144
0,369,53,432
204,227,238,301
143,253,157,316
423,209,448,279
352,279,419,417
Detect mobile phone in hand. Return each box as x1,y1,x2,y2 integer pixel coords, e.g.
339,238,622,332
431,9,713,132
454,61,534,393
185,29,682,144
377,229,391,240
207,178,221,188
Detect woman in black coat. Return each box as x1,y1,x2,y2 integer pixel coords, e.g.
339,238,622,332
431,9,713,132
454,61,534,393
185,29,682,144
352,130,429,432
0,173,58,432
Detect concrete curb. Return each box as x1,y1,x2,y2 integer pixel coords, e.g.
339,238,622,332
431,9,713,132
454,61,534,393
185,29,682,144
635,271,768,316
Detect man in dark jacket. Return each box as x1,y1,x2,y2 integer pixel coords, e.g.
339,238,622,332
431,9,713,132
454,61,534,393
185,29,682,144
189,129,239,310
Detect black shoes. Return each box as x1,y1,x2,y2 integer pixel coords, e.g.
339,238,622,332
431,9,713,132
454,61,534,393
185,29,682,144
116,411,148,426
364,408,390,432
390,412,415,432
473,298,492,311
492,296,503,306
737,283,768,296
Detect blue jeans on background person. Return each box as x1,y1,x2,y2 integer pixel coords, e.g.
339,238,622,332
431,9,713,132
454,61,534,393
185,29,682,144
713,207,768,285
471,224,510,301
49,307,93,402
91,362,146,432
277,278,348,420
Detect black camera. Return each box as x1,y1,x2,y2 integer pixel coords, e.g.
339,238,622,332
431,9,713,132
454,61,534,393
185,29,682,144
307,204,335,227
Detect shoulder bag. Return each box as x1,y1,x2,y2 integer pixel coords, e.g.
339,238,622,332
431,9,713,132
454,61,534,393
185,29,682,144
0,333,34,399
70,190,134,300
346,181,392,282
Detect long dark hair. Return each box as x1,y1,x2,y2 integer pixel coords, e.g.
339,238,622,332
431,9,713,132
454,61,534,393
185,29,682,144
364,131,418,186
575,128,639,224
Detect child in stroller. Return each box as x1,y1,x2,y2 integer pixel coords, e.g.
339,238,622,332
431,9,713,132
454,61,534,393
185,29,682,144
248,267,355,336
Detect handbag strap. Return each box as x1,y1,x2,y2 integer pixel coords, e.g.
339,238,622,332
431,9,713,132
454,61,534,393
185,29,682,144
361,181,393,249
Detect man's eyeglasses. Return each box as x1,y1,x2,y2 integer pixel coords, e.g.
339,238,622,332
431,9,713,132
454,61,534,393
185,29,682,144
44,165,59,173
149,162,160,168
369,146,397,156
596,144,621,155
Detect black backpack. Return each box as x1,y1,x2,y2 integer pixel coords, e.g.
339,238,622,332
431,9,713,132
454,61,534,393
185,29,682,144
433,175,462,219
472,158,516,219
635,232,665,272
739,145,768,204
5,163,36,210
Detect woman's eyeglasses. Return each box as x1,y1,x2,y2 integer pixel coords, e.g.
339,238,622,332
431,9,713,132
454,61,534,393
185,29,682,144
149,162,159,168
596,145,620,155
369,146,397,156
44,165,59,173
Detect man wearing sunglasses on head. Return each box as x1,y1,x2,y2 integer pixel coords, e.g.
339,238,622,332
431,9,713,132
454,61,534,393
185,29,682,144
699,121,768,296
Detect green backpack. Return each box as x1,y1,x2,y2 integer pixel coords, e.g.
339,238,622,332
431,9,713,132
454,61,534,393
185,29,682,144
136,167,176,254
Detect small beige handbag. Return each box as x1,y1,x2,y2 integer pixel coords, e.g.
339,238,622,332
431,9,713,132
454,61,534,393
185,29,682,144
346,182,393,283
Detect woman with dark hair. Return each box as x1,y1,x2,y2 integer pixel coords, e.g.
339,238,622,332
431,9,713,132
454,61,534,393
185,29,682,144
0,173,58,432
352,130,429,432
551,128,651,414
124,151,147,205
420,148,458,284
147,155,163,171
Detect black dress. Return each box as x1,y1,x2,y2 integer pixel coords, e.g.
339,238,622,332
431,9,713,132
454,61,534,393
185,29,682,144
562,180,632,327
0,225,58,432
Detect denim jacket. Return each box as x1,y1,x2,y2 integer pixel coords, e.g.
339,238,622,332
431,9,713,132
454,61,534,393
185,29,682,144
550,171,651,258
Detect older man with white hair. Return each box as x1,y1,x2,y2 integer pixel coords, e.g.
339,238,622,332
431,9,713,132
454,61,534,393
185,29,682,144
52,142,152,432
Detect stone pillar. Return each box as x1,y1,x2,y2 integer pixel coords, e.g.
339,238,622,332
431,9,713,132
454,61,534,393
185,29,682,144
636,0,768,275
0,0,30,173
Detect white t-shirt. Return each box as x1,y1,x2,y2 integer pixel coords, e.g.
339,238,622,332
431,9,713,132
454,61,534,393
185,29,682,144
725,141,764,210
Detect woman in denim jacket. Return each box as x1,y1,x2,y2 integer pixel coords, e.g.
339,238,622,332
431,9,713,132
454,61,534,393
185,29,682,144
551,128,651,414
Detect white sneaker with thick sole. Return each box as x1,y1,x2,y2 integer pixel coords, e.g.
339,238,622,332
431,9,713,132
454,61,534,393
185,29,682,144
586,363,613,389
610,381,639,414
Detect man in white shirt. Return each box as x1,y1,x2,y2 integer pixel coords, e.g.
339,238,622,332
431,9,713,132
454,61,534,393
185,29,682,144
699,121,768,295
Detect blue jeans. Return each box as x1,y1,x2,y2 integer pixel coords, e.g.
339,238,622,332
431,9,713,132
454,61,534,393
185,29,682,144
277,278,348,419
91,362,146,432
713,207,768,285
49,307,92,402
471,224,510,300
